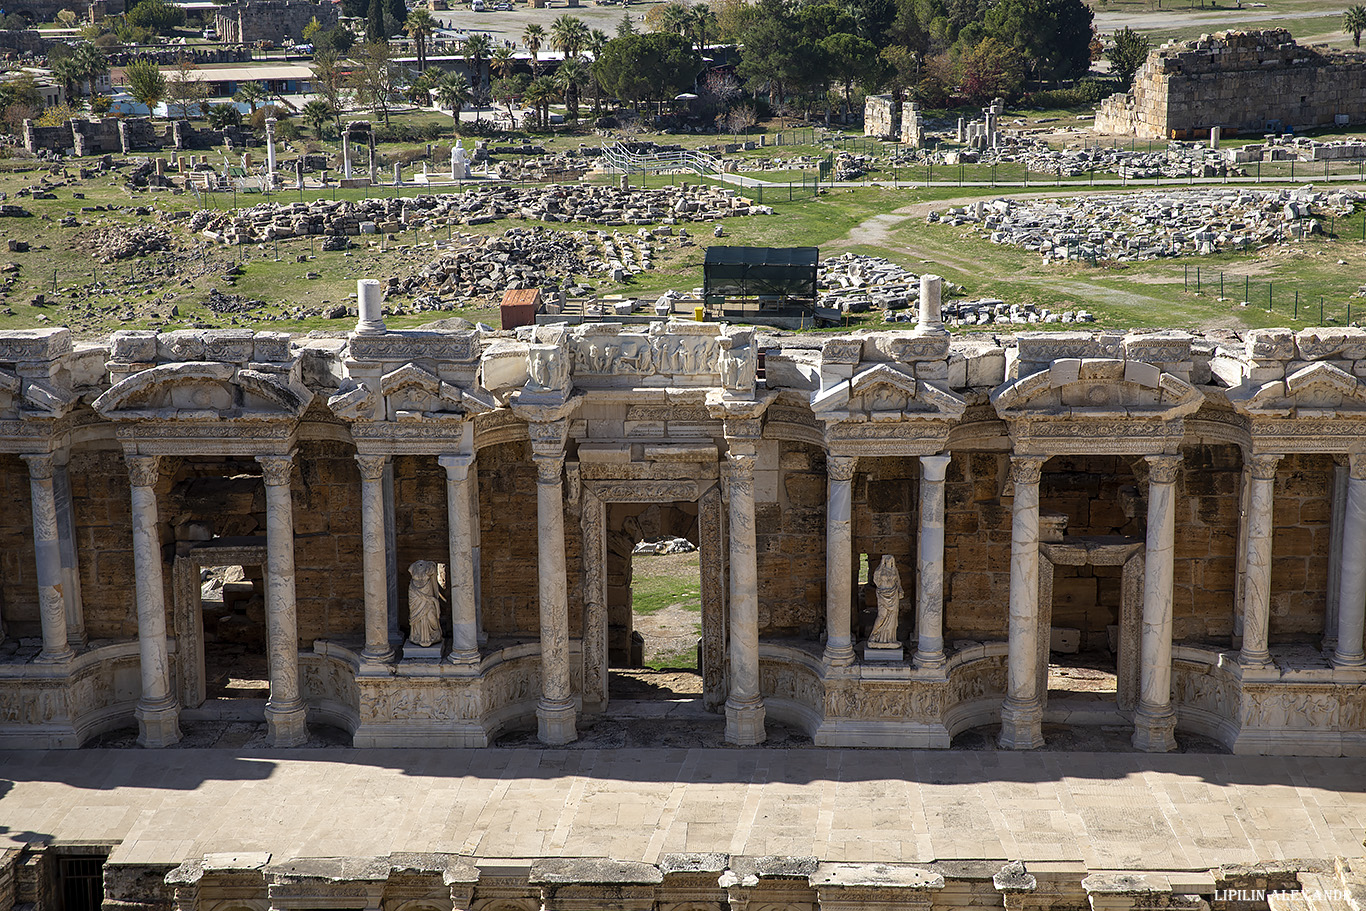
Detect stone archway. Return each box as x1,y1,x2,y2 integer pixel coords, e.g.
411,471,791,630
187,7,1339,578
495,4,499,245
580,479,726,714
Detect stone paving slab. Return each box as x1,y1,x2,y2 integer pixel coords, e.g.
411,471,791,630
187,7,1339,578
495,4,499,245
1,748,1363,871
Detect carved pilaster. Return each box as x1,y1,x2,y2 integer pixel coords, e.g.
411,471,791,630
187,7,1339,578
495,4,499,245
356,454,393,668
1240,452,1281,668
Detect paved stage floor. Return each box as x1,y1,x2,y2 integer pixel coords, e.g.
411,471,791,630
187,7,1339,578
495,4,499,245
3,746,1365,872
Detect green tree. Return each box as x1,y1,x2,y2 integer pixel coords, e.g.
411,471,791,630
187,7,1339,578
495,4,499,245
550,14,589,59
1106,26,1149,88
387,0,408,41
233,80,269,115
616,11,635,37
587,27,609,113
524,74,556,128
523,23,545,76
166,54,209,119
206,102,243,129
958,35,1024,104
491,72,527,121
350,39,400,123
310,49,346,127
126,0,184,34
553,56,588,120
595,31,701,111
435,72,471,129
302,15,323,43
1345,5,1366,47
301,98,335,136
404,7,435,70
367,0,386,43
124,57,166,116
491,44,516,80
982,0,1093,81
820,31,875,121
463,32,492,90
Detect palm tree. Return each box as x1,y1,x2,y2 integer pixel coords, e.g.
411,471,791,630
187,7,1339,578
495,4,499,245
404,8,436,71
234,81,269,116
491,44,516,81
550,14,589,60
462,32,492,90
524,74,555,130
553,56,587,121
586,28,608,114
522,23,545,77
301,98,335,136
435,72,471,131
1345,5,1366,47
688,4,715,56
50,54,84,104
658,2,691,38
70,43,108,99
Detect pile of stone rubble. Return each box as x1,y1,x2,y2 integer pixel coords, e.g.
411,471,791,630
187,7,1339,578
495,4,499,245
819,253,938,313
188,185,769,245
386,226,661,305
930,187,1362,261
83,224,172,262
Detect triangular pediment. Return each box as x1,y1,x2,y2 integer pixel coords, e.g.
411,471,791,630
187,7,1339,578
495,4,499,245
812,363,966,421
1233,362,1366,415
992,358,1202,419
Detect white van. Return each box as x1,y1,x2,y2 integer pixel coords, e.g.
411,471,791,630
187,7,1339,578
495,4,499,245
471,1,486,11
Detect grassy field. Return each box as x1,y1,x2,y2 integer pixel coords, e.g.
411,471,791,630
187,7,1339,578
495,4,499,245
631,551,702,670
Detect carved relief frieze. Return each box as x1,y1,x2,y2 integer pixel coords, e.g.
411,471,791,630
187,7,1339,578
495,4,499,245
758,661,823,712
824,679,947,722
1172,662,1237,721
358,678,481,724
950,657,1008,705
569,330,720,382
1240,686,1342,731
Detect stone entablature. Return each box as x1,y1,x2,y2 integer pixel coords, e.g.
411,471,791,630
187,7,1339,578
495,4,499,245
1095,30,1366,140
0,318,1363,756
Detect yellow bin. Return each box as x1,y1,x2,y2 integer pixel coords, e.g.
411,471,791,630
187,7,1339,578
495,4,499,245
694,306,705,322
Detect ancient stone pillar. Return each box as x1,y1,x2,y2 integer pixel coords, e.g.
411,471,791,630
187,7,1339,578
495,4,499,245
916,453,952,670
999,454,1044,750
1133,454,1181,752
127,455,181,748
918,274,943,330
440,453,480,668
342,130,352,179
1239,453,1280,667
725,446,766,745
258,454,308,747
356,454,393,670
534,451,576,744
264,117,277,187
22,454,73,663
1333,453,1366,668
356,278,385,334
823,454,857,667
1325,457,1349,653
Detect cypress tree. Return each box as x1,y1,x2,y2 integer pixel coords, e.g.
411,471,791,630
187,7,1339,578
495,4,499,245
368,0,386,43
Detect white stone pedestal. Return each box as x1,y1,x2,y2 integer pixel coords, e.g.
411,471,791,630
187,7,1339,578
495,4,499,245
537,698,577,744
403,640,443,662
725,698,766,746
863,643,904,662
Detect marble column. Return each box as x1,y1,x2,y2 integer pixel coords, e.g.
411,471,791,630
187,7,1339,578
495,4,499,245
1324,458,1349,653
22,454,73,663
356,454,393,669
258,454,308,747
823,455,857,667
725,447,766,745
999,455,1045,750
1333,453,1366,668
916,453,952,670
440,453,480,668
534,451,576,744
127,455,181,748
1133,454,1182,752
1239,453,1280,668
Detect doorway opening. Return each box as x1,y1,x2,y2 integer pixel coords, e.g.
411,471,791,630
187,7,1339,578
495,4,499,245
200,564,269,701
606,503,704,705
1046,565,1121,705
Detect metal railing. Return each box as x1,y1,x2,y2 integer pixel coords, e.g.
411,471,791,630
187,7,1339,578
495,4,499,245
598,142,724,177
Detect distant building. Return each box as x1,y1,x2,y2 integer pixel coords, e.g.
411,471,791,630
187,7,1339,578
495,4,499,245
213,0,337,45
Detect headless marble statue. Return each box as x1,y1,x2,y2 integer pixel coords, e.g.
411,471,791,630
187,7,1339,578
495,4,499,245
870,554,903,647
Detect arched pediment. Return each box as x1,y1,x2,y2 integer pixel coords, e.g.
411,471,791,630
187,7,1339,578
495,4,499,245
812,364,966,422
93,362,311,421
0,367,70,419
991,358,1202,418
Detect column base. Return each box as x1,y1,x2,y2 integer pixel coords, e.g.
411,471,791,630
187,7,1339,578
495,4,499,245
1238,649,1273,669
822,643,855,668
1332,650,1366,669
135,696,182,748
724,696,767,746
537,698,577,745
34,645,75,665
913,650,947,671
1131,704,1177,752
998,698,1043,750
447,648,481,671
266,700,309,748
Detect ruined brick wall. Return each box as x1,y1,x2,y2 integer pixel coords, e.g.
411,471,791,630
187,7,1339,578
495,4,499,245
215,0,337,45
1173,442,1241,643
69,449,135,640
479,440,549,638
292,441,363,641
0,455,37,638
1095,30,1366,140
943,452,1012,641
22,120,70,155
71,118,121,156
864,94,898,140
1269,452,1331,638
756,441,825,637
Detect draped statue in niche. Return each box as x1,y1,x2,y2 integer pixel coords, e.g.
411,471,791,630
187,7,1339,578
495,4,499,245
407,560,443,648
870,554,903,647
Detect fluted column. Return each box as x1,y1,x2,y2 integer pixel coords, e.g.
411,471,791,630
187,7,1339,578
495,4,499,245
356,454,393,670
127,454,180,748
1000,455,1045,750
440,453,480,668
23,454,73,663
1239,453,1280,668
259,454,308,747
1333,453,1366,668
725,446,766,745
823,454,857,667
1134,454,1182,752
916,453,952,670
534,450,576,744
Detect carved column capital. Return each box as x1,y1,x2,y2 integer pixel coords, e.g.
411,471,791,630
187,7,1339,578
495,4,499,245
533,452,564,484
1145,453,1183,486
20,453,54,481
257,454,295,487
726,450,757,478
1349,451,1366,481
827,455,857,482
1248,452,1282,481
438,453,475,481
127,454,160,489
354,454,387,482
920,452,952,482
1009,454,1045,486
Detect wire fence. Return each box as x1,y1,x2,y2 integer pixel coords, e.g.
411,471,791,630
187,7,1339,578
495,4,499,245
1181,263,1363,326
